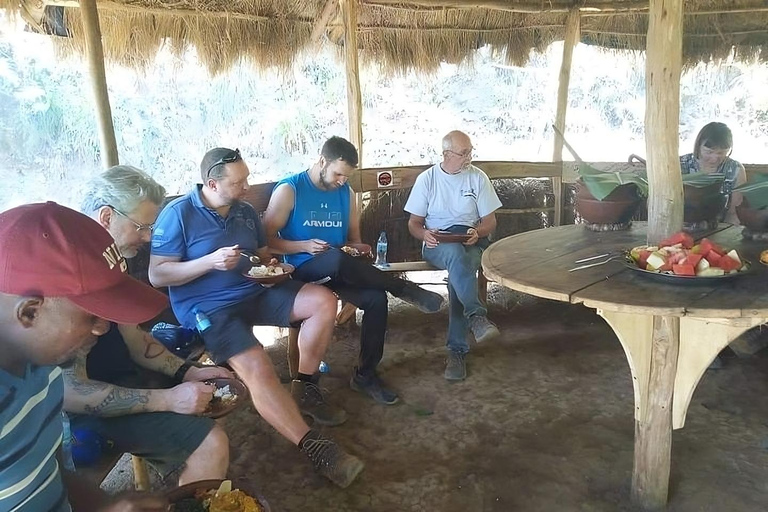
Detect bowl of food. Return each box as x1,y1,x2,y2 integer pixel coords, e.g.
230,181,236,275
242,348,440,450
626,231,750,284
341,243,372,259
242,263,294,285
168,479,269,512
202,378,248,419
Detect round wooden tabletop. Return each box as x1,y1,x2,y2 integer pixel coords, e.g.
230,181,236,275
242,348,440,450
482,222,768,318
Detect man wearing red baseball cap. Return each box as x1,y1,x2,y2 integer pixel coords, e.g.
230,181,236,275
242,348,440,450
0,202,168,512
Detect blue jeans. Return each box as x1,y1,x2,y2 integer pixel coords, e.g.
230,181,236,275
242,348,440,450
423,242,486,354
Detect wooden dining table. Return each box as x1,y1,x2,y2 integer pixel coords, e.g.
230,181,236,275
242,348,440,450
481,222,768,510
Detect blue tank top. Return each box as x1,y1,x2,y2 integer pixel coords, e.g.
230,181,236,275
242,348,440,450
277,170,350,268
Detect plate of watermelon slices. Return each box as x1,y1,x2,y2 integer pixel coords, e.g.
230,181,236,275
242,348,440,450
625,231,751,284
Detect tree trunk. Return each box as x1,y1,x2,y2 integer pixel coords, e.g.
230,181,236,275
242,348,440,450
80,0,119,168
644,0,683,244
340,0,363,165
552,7,580,227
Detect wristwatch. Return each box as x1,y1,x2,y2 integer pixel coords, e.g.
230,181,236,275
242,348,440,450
174,361,194,382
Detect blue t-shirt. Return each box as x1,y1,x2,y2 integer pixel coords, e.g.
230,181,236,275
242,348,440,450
276,170,350,268
151,185,268,328
0,365,71,512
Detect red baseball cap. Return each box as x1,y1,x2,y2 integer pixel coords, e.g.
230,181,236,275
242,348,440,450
0,202,167,324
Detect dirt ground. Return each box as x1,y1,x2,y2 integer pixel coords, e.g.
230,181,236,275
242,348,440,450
104,278,768,511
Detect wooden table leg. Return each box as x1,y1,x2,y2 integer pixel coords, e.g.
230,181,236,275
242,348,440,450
599,310,679,510
631,315,679,510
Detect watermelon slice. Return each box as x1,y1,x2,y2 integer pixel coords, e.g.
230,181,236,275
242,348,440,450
638,250,651,269
704,251,722,266
684,253,703,267
672,264,696,276
717,255,741,272
660,232,694,249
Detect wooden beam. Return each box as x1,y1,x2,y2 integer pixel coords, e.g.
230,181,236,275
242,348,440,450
310,0,339,43
79,0,118,168
365,0,768,16
364,0,649,14
46,0,288,23
551,7,580,227
340,0,363,166
644,0,683,246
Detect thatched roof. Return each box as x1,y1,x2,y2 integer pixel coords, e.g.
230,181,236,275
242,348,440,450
3,0,767,73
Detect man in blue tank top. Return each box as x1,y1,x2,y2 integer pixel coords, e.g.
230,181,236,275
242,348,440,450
265,136,445,405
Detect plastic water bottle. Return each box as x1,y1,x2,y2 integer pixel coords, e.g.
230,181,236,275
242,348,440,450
193,308,211,332
374,231,390,268
60,412,76,471
318,361,330,374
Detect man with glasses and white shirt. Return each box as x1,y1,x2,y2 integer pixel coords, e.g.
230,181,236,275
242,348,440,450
66,166,232,485
405,131,502,381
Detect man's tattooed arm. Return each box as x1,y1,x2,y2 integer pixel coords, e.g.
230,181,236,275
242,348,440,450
61,351,166,417
119,324,185,378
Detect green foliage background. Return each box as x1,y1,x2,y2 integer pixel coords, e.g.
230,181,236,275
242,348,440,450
1,23,766,211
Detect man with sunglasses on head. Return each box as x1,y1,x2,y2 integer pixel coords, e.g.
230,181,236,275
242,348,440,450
405,130,502,382
264,136,444,406
148,148,364,488
64,166,232,486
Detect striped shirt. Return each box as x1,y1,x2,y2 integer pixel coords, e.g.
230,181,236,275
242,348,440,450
0,365,71,512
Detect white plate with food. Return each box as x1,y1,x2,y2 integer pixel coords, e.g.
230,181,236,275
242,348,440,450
242,263,294,285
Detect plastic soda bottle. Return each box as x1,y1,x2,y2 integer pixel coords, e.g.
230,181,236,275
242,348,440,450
193,308,211,332
374,231,390,268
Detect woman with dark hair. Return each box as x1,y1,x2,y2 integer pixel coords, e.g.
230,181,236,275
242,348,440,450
681,122,746,224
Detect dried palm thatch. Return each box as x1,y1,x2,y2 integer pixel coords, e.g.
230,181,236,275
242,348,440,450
2,0,767,74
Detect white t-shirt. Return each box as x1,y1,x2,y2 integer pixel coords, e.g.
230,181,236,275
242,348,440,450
404,164,502,230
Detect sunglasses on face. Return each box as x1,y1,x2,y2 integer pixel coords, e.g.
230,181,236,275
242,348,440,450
205,148,242,179
109,206,155,232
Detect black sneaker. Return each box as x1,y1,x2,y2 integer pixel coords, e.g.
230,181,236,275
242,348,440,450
291,380,348,426
468,314,500,343
300,430,365,488
397,281,444,313
350,371,399,405
444,351,467,381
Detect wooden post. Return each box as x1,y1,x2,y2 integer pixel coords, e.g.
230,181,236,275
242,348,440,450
632,315,679,510
340,0,363,165
80,0,119,168
310,0,339,43
644,0,683,244
552,7,580,226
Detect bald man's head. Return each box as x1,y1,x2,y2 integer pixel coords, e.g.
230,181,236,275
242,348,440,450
440,131,474,174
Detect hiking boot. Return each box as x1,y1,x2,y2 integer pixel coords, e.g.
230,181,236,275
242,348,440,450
350,371,399,405
468,314,500,343
398,281,444,313
300,429,365,488
291,380,348,426
444,351,467,381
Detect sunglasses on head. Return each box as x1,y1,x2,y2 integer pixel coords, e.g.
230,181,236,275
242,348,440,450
205,148,242,179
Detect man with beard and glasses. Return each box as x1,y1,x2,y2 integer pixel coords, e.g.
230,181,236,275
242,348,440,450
148,147,364,488
264,136,444,405
0,202,168,512
405,130,502,381
66,166,231,486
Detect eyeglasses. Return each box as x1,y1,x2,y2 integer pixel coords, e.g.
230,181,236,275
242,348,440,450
205,148,242,179
445,148,473,159
109,206,155,232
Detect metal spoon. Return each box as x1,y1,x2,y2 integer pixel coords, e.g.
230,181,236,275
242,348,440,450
240,252,261,265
